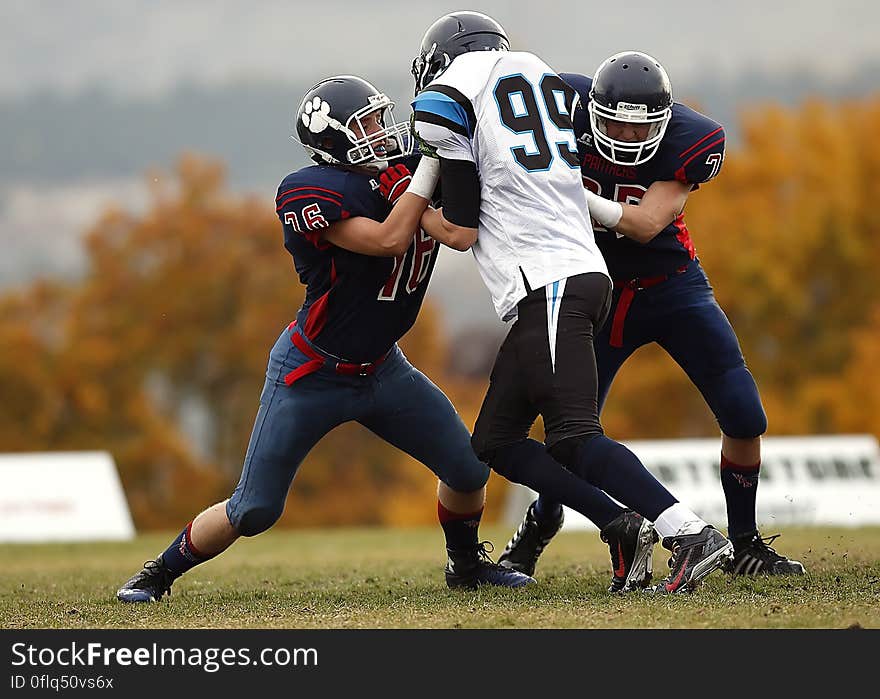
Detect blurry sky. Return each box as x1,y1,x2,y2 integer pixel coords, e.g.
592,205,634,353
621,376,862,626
2,0,875,97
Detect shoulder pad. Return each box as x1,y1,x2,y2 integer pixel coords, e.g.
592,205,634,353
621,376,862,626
661,103,726,185
413,84,476,138
275,168,349,246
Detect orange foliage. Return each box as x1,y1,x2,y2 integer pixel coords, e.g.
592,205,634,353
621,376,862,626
2,96,879,528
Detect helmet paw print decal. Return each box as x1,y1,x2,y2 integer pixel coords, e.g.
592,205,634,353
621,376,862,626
301,97,332,134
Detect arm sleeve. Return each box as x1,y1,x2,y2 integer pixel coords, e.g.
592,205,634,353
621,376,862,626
439,158,480,229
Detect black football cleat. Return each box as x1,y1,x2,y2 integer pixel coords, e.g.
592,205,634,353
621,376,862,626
116,556,176,603
600,510,659,593
728,532,806,576
655,526,734,594
497,500,564,577
446,542,536,589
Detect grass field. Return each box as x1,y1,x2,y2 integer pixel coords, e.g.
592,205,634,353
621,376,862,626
2,525,879,629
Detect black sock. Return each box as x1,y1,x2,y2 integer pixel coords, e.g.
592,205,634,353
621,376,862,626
438,500,482,552
159,522,212,578
534,497,564,523
720,454,759,539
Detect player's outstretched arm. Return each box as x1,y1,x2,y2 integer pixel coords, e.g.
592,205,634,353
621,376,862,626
420,206,477,251
587,180,691,244
418,156,480,251
323,159,441,257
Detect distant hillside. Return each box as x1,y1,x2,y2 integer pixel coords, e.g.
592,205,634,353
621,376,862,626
2,65,877,193
0,74,413,194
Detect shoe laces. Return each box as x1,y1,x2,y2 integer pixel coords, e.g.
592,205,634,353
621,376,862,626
142,559,174,597
743,533,783,560
666,540,683,570
475,541,496,563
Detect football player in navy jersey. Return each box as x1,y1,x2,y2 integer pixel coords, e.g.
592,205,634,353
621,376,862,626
116,75,534,603
499,52,805,581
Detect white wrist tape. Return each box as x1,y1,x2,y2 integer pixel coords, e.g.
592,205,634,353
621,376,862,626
407,157,441,200
584,189,623,229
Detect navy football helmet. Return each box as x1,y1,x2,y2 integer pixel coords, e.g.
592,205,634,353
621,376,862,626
411,11,509,95
588,51,673,165
294,75,412,168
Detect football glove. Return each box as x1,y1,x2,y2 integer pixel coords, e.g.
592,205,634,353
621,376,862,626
378,163,413,205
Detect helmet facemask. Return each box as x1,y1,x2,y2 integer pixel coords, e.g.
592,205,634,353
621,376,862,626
588,99,671,166
344,95,413,168
411,43,452,96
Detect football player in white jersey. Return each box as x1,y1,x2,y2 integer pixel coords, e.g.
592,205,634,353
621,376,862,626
411,11,734,594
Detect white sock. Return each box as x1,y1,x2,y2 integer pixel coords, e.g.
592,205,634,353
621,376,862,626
653,503,708,539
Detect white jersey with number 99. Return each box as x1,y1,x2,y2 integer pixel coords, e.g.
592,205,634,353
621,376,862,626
412,50,609,321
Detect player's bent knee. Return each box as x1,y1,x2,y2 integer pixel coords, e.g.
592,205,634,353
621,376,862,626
480,439,544,484
443,463,490,493
713,367,768,439
436,438,490,492
233,505,284,537
476,447,507,477
547,437,586,470
720,408,767,440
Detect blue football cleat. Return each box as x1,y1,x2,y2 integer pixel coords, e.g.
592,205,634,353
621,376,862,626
116,556,176,603
445,542,536,589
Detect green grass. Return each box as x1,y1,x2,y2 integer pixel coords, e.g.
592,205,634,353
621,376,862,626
2,526,879,629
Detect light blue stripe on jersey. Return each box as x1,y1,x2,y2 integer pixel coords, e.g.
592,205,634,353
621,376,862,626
412,91,471,133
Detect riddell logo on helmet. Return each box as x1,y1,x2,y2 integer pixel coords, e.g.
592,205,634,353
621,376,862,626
616,102,648,115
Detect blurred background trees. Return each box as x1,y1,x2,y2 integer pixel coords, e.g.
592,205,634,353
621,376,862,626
2,97,879,529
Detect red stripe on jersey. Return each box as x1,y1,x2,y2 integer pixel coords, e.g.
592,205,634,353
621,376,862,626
275,186,344,204
672,214,696,260
680,137,725,169
302,228,331,250
302,259,337,339
276,193,344,212
678,127,723,159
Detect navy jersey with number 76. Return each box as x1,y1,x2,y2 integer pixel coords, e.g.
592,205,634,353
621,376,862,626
275,154,437,363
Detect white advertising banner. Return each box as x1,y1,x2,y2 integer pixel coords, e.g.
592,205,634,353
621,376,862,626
0,451,135,542
503,435,880,531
